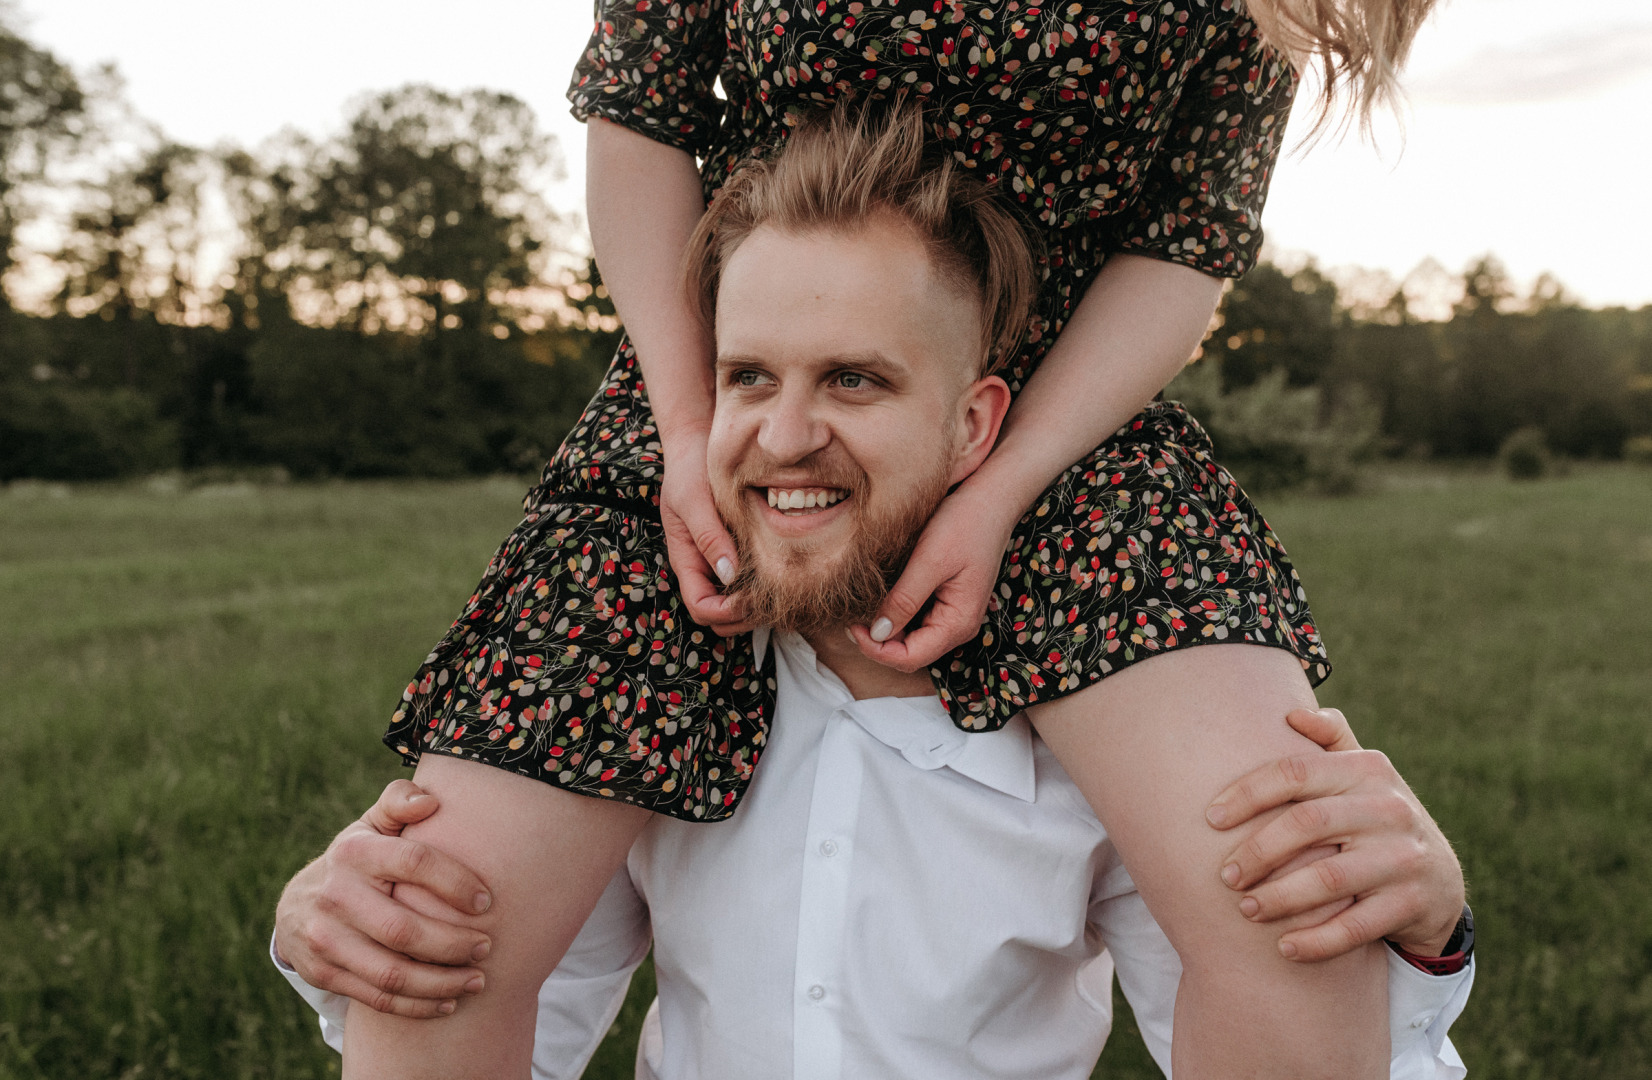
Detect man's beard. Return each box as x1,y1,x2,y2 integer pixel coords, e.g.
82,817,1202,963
713,453,952,637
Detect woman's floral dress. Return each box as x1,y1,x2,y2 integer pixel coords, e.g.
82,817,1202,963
382,0,1330,821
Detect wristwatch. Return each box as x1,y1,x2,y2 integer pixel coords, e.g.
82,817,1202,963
1387,903,1474,976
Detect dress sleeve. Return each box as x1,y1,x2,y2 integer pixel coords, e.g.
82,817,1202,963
1112,8,1297,278
566,0,729,157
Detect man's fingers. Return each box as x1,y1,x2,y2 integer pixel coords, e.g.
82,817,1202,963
1277,891,1415,963
1239,845,1409,924
336,831,492,916
1221,790,1394,890
1206,751,1353,833
310,956,469,1019
361,780,439,835
331,876,494,966
1285,707,1362,752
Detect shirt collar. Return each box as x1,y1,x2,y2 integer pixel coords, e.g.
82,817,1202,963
771,631,1037,803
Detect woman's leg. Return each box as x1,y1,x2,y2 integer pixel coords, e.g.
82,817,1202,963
1028,643,1387,1080
341,755,650,1080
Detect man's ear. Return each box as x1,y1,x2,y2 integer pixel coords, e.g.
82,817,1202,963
948,374,1012,487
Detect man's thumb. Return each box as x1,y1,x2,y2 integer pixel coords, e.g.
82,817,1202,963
363,780,440,834
1285,707,1362,753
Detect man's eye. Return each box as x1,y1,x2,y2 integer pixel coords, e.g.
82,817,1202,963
733,370,765,387
836,372,866,389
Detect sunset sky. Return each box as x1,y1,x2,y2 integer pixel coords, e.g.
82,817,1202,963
13,0,1652,308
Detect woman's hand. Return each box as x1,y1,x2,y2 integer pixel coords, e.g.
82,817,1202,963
1206,707,1468,963
848,485,1017,672
659,429,752,636
273,781,494,1017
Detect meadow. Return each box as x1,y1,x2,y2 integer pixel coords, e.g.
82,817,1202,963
1,466,1648,1079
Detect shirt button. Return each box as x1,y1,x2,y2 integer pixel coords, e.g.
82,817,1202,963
807,984,826,1002
819,839,839,857
1410,1012,1434,1029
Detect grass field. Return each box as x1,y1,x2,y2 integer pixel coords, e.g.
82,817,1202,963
2,466,1649,1079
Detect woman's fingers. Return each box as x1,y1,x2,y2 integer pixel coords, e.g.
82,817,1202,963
662,489,750,631
850,598,979,672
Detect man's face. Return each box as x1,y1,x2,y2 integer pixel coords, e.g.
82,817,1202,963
706,217,994,634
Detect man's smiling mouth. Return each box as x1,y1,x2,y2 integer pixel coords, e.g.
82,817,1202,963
763,487,849,515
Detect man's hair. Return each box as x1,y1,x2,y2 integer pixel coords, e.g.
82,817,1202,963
684,100,1038,377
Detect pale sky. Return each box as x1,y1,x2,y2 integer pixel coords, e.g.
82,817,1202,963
13,0,1652,308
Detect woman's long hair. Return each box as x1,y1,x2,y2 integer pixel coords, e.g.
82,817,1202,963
1247,0,1439,141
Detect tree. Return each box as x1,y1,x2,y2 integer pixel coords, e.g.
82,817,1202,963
275,84,561,346
53,140,210,326
0,17,85,305
1203,260,1343,391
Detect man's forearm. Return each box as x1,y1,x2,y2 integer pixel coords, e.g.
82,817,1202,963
585,117,716,450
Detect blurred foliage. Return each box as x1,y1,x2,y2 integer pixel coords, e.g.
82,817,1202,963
1500,427,1551,481
1189,256,1652,491
0,14,618,481
0,14,1649,492
1165,361,1376,494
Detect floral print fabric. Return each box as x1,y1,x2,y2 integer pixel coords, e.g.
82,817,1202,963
382,0,1326,820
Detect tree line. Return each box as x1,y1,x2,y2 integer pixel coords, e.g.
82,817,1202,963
2,18,1648,487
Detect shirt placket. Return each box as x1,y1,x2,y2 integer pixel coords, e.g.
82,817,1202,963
790,706,866,1080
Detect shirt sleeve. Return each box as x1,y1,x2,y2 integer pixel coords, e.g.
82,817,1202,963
1088,866,1476,1079
1111,6,1297,278
1386,949,1475,1080
566,0,729,157
268,868,653,1079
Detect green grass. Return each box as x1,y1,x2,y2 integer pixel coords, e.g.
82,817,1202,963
1,466,1648,1078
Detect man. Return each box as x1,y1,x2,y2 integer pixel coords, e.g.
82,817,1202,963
276,109,1473,1078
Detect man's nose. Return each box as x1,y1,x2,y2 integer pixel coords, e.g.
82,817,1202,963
756,387,830,465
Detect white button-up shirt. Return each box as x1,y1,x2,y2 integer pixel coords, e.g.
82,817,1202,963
279,630,1473,1079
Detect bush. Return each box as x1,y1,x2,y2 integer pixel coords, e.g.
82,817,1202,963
1500,426,1551,480
0,383,179,481
1624,435,1652,466
1164,362,1377,494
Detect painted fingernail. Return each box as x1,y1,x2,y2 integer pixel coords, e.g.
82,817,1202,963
465,975,485,995
715,557,735,585
1278,940,1298,959
473,892,491,914
870,617,894,642
439,1000,457,1015
471,941,490,962
1206,805,1227,827
1239,896,1260,918
847,626,860,644
1220,863,1240,887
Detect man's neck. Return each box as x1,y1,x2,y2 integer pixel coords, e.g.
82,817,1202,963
804,625,937,700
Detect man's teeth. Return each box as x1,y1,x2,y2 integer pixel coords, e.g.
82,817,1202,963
766,487,848,512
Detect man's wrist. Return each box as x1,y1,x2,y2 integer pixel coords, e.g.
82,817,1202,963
1387,904,1474,976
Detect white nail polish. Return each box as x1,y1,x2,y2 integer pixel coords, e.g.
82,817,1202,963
870,617,894,642
715,557,735,585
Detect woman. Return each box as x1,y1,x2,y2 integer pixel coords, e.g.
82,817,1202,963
292,2,1465,1076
